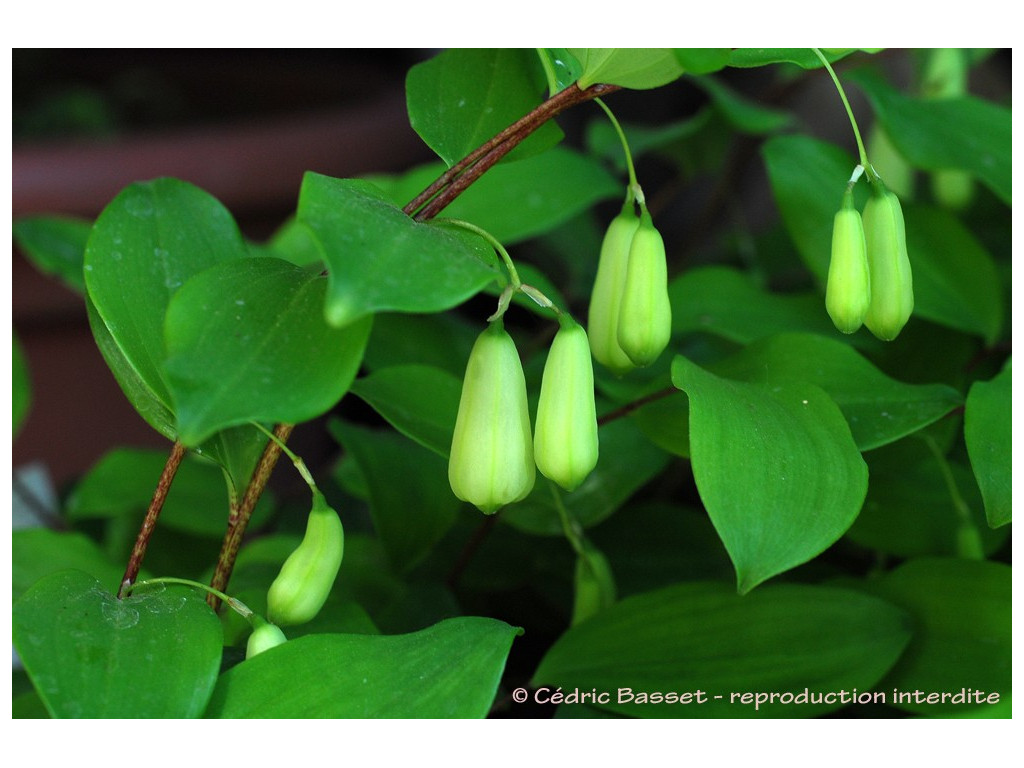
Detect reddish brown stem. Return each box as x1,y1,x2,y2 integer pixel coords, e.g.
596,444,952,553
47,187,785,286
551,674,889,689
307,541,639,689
597,386,677,426
404,83,621,221
207,422,294,610
118,441,187,598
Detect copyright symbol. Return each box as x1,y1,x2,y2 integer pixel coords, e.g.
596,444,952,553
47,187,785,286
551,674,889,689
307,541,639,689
512,687,528,703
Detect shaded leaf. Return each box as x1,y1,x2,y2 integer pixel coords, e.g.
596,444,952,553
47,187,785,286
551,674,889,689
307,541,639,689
329,420,459,573
533,581,910,718
350,365,462,459
13,334,31,436
964,363,1011,527
13,529,127,601
728,49,875,69
673,49,731,75
13,215,91,292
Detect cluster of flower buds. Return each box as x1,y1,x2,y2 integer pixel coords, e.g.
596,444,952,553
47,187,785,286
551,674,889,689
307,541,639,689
826,173,913,341
588,203,672,374
448,316,600,514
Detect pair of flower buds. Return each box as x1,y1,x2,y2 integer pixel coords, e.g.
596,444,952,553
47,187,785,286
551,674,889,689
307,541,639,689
826,185,914,341
448,317,598,514
246,489,345,658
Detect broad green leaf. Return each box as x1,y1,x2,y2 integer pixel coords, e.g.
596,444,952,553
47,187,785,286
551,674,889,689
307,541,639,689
630,392,690,458
709,333,963,451
13,529,127,601
850,69,1011,205
261,216,323,267
571,49,684,90
367,147,621,245
13,570,223,718
964,363,1011,527
858,558,1010,715
846,438,1007,558
502,419,671,536
406,48,561,167
329,420,459,573
533,582,910,718
65,448,272,537
670,266,856,345
728,49,875,69
163,257,372,445
903,206,1003,344
13,334,31,435
673,49,731,75
84,178,249,410
204,617,520,717
690,75,792,134
763,135,1004,340
297,173,498,327
362,312,478,376
13,215,91,292
349,365,462,458
673,355,868,593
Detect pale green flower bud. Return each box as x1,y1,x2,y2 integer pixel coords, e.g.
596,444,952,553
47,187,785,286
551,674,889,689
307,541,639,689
267,490,344,626
617,210,672,367
534,316,599,492
863,188,914,341
448,321,535,513
588,207,640,375
826,189,871,334
245,618,287,659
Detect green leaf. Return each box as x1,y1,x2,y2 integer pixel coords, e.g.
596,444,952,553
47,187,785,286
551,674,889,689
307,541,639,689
13,215,91,292
204,617,520,717
670,266,855,345
84,178,249,413
329,420,459,573
350,365,462,459
630,392,690,458
850,69,1011,205
763,135,1004,341
728,49,875,69
536,48,583,93
533,581,911,718
846,438,1007,558
572,542,616,626
367,147,621,246
13,570,223,718
964,363,1011,527
673,49,731,75
502,418,671,536
362,312,478,376
858,558,1010,715
690,75,792,134
297,173,498,327
673,355,868,593
65,448,272,537
13,333,31,436
406,48,561,167
13,529,126,601
571,49,684,90
163,257,372,445
709,333,963,451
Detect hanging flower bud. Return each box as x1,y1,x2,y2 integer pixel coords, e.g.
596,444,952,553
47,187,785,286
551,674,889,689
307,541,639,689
534,316,599,492
266,490,344,626
588,206,640,375
863,187,914,341
617,209,672,367
826,189,871,334
245,617,287,659
448,321,535,513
